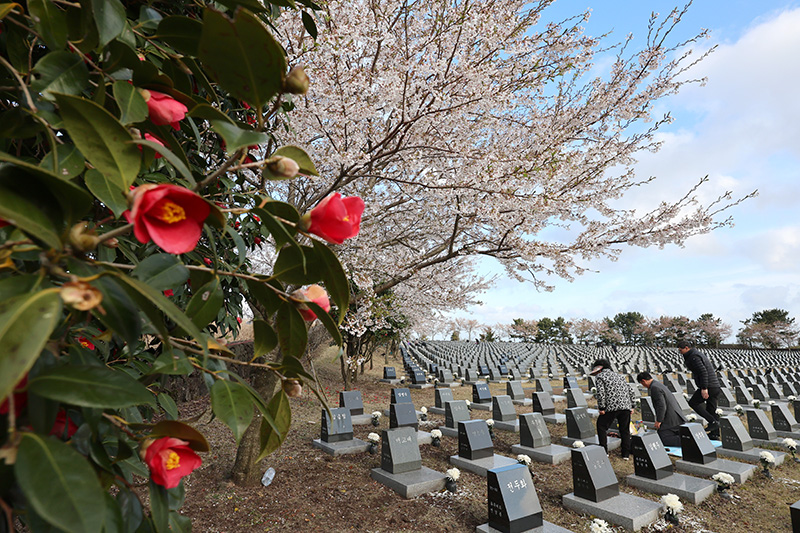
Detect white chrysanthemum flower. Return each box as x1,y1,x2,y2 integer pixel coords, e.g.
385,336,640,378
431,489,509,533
769,400,776,405
760,450,776,465
591,387,597,393
573,440,585,448
683,392,689,399
789,395,796,401
686,414,697,422
712,472,735,486
589,517,611,533
517,454,532,466
371,411,382,418
431,429,442,439
783,437,797,451
715,408,724,415
747,387,753,391
367,432,380,444
753,399,761,408
734,404,743,412
661,493,683,514
486,419,495,427
420,406,428,414
465,400,471,407
446,468,460,482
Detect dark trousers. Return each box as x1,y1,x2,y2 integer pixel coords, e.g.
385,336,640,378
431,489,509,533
657,427,682,447
597,409,632,457
688,387,721,428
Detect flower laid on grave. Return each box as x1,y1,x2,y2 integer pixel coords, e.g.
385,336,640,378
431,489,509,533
573,440,585,448
431,429,442,447
548,373,553,378
712,472,735,498
715,408,724,416
752,399,761,409
420,406,428,421
367,432,380,454
734,405,744,416
486,418,495,438
445,468,461,493
590,387,597,395
683,392,689,399
783,437,799,462
789,395,797,401
371,411,382,427
759,450,775,478
687,413,697,422
661,493,683,525
747,387,753,391
769,400,776,406
517,454,532,467
589,517,611,533
465,400,471,408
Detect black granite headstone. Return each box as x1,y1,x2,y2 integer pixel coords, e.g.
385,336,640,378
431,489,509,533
473,382,492,404
492,395,517,422
752,384,769,401
680,423,717,464
571,446,620,502
380,427,421,474
439,369,454,384
458,419,494,460
565,407,594,440
391,387,413,404
772,403,800,432
631,433,672,480
479,364,490,376
321,407,354,443
532,392,555,416
566,388,588,409
489,368,503,381
435,387,454,409
390,402,419,431
411,369,427,384
746,409,777,441
640,397,656,423
487,464,543,533
466,369,479,382
519,413,550,448
445,400,470,428
791,499,800,533
383,367,397,379
735,386,754,406
498,364,509,376
719,415,754,451
339,390,364,416
718,388,736,408
563,376,579,390
535,378,553,394
507,381,525,401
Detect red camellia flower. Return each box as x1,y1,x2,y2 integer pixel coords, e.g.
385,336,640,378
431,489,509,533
144,90,188,130
143,437,202,489
0,218,9,228
0,374,27,416
292,284,331,321
124,184,210,254
163,289,174,297
142,133,165,159
77,336,95,350
304,193,364,244
49,410,78,439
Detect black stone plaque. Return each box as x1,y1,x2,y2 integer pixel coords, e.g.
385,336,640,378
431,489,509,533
663,375,681,393
473,382,492,404
791,499,800,533
320,407,354,443
439,369,454,383
489,368,503,381
680,423,717,464
735,386,754,406
563,376,579,390
768,384,783,400
720,415,754,451
445,400,470,428
571,446,620,502
479,364,490,376
752,384,769,401
458,419,494,460
411,369,427,385
532,392,555,416
492,395,517,422
718,388,736,408
383,367,397,379
519,413,550,448
380,427,421,474
784,383,798,397
487,464,543,533
390,402,419,431
507,381,525,400
566,388,588,409
565,407,594,440
338,390,364,416
466,369,479,381
391,387,413,404
435,387,454,409
429,363,438,375
772,403,800,432
673,392,692,414
498,364,509,376
508,368,521,381
746,409,777,441
686,379,697,395
631,433,672,480
535,378,553,394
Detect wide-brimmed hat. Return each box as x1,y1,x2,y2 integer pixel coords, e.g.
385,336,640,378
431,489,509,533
590,358,610,375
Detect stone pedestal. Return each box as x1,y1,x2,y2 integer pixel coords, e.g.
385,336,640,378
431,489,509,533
625,473,716,504
312,438,370,456
511,444,571,465
379,378,401,385
449,454,518,477
471,402,492,411
408,383,434,389
476,522,574,533
417,430,433,445
512,398,533,407
716,447,786,466
350,414,372,426
561,435,621,451
494,420,520,433
429,406,445,416
562,492,661,531
369,467,446,498
542,414,566,424
674,458,757,483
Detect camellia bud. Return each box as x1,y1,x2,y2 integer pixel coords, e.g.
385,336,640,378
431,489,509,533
138,438,155,461
283,66,309,95
103,238,119,248
69,222,100,252
282,379,303,398
267,156,300,179
60,281,103,311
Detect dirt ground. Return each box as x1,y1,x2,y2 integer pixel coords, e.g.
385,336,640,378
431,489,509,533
177,350,800,533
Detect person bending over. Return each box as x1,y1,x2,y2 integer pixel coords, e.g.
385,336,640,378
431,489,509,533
637,371,687,447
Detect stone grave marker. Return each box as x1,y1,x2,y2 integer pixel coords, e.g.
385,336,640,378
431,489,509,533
631,433,672,480
565,407,594,440
571,446,619,502
772,403,800,433
485,464,542,532
563,376,579,390
492,395,517,422
507,380,525,400
383,367,397,379
390,402,419,431
320,407,354,443
498,363,508,375
535,378,553,394
532,392,555,416
458,419,494,460
472,382,493,411
465,368,480,383
746,409,778,443
768,383,783,400
479,364,490,376
438,368,454,385
391,387,413,404
673,392,692,416
440,400,471,438
411,369,427,385
370,426,447,498
432,387,454,414
566,388,588,409
680,423,716,464
676,423,758,483
640,396,656,426
489,367,503,381
720,415,754,451
735,386,755,407
339,390,364,416
520,413,551,449
718,388,736,408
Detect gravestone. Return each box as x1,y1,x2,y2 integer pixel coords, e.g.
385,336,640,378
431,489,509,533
768,383,783,400
440,400,471,438
339,390,364,416
458,419,494,460
519,413,551,449
320,407,354,443
720,415,754,451
565,407,594,440
735,386,755,407
411,369,427,385
566,388,588,409
498,363,508,376
791,500,800,533
563,376,579,390
746,409,778,443
570,446,619,502
370,426,447,498
507,381,526,401
438,368,455,385
382,366,397,379
493,395,517,422
772,403,800,433
484,464,543,532
465,368,480,384
390,403,419,431
675,423,759,483
489,368,504,382
479,364,490,376
718,388,736,408
472,382,493,411
673,392,693,416
631,433,672,480
535,378,553,394
640,397,656,427
391,387,413,404
431,387,454,415
751,384,769,401
680,423,716,464
532,392,555,416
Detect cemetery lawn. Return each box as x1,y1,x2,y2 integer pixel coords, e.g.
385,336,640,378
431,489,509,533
176,349,800,532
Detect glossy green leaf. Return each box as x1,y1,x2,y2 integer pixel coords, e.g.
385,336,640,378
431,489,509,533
0,274,40,302
117,488,143,533
265,145,319,178
147,420,209,452
137,6,163,30
272,244,323,285
15,434,105,533
185,277,223,329
84,168,128,218
210,120,268,152
0,3,22,19
53,93,140,190
276,301,307,358
168,513,192,533
210,380,253,443
133,139,195,186
28,0,68,50
155,16,202,56
313,240,350,322
92,0,126,48
149,481,169,533
103,493,124,533
92,276,142,348
216,0,269,12
261,199,301,224
149,349,194,376
199,8,286,109
32,52,90,100
132,254,190,291
301,10,317,39
224,225,247,268
28,365,155,408
40,144,85,179
252,207,299,250
306,300,342,345
0,290,62,402
257,390,291,461
187,103,234,124
253,319,277,359
112,81,148,125
245,278,283,317
157,393,179,420
0,185,61,248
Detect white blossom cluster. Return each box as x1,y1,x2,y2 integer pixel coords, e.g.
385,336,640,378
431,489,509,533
446,468,461,482
661,493,683,514
589,518,611,533
517,454,532,466
712,472,734,488
760,450,776,465
367,433,381,444
783,438,797,452
431,429,443,439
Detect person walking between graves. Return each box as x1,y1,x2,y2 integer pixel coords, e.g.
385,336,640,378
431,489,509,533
591,358,635,459
678,340,721,440
636,372,687,447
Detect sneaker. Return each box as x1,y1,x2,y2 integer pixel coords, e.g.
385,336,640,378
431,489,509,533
706,421,720,435
622,456,630,461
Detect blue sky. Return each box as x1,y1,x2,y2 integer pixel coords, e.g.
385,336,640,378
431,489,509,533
454,1,800,341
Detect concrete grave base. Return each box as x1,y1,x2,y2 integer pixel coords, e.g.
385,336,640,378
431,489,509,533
511,444,571,465
488,380,508,384
379,379,401,385
409,383,434,389
776,430,800,440
439,426,460,438
449,454,518,477
312,438,370,456
476,521,575,533
463,381,482,386
586,408,600,418
512,399,533,407
562,492,661,532
716,447,786,466
675,458,757,484
542,414,566,424
641,421,656,429
429,406,445,416
551,395,567,403
384,409,424,418
370,466,447,498
350,414,373,426
561,435,621,451
751,438,786,449
438,382,461,388
470,402,492,411
625,473,716,504
417,430,433,445
493,420,520,433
